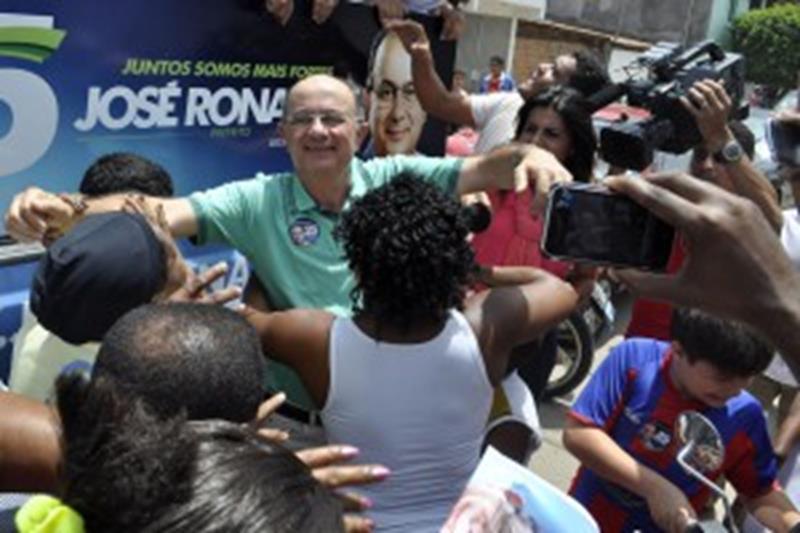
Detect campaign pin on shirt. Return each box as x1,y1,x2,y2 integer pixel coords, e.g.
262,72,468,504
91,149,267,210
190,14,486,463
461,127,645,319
289,217,321,247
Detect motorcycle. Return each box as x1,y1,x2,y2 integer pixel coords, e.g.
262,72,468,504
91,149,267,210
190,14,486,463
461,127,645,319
543,278,616,400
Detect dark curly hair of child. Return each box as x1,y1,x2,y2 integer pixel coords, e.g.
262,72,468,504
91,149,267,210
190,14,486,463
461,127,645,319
334,174,476,331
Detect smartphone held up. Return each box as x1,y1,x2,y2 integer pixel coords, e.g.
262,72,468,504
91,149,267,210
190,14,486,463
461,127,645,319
542,182,675,271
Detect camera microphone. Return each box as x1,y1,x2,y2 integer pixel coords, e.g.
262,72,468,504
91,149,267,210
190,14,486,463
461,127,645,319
462,202,492,234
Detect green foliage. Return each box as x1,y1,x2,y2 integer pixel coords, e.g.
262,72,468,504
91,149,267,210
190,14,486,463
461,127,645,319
732,2,800,90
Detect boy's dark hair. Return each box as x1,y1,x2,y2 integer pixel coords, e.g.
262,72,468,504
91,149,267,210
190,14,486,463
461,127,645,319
94,303,266,423
567,51,610,98
334,175,475,331
489,55,505,67
79,152,174,197
670,308,773,377
56,374,343,533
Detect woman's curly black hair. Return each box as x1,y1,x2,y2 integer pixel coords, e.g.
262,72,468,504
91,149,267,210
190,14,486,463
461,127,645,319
334,174,476,330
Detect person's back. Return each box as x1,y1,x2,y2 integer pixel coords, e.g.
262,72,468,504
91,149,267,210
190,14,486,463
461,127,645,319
324,310,492,531
245,175,580,530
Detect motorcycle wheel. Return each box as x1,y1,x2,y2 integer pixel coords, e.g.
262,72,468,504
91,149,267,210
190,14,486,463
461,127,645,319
542,312,594,400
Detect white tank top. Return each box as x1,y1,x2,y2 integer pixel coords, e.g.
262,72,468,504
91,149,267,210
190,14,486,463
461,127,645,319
322,310,493,532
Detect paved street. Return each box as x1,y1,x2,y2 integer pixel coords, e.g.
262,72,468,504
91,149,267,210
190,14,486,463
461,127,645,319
527,292,633,491
528,333,624,491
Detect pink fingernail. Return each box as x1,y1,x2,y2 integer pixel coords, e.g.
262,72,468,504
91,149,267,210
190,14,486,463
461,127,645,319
340,445,359,457
371,466,391,478
361,497,373,509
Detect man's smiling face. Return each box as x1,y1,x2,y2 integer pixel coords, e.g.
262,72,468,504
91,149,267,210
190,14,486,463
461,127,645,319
280,75,363,182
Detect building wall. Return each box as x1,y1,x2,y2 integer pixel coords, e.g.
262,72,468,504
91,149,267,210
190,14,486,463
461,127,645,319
546,0,715,45
512,22,605,83
455,13,516,92
707,0,750,47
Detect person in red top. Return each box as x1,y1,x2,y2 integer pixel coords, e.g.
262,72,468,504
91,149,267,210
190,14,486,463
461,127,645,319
625,79,783,341
470,85,598,406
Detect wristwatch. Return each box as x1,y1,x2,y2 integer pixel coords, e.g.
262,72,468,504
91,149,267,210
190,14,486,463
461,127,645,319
712,140,744,164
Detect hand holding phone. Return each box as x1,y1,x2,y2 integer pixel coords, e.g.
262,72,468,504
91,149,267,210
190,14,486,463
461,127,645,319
541,182,675,270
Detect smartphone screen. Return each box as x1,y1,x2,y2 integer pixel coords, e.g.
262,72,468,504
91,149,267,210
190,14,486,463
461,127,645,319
542,183,675,270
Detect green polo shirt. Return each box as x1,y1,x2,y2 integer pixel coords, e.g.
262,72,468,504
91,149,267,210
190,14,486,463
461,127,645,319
188,155,463,410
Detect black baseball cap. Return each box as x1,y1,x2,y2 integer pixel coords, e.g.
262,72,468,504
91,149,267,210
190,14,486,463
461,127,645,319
30,212,166,344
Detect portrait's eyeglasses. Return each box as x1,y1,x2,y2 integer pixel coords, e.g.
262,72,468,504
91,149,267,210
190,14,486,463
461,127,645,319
285,111,351,128
374,81,416,105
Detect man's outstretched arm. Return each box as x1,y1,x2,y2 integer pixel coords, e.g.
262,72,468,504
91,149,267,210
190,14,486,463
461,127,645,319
4,187,198,242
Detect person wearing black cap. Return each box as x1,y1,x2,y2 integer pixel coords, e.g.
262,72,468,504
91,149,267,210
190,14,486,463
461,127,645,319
9,206,235,401
31,212,172,344
8,153,176,401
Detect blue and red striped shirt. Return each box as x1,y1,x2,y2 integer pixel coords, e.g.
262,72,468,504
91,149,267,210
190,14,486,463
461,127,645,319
569,338,778,532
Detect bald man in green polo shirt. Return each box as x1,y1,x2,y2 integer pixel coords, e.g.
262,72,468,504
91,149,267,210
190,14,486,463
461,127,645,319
6,74,572,449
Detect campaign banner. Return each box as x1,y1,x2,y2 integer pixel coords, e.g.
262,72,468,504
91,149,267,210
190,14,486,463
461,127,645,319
0,1,455,219
0,0,348,382
0,0,351,216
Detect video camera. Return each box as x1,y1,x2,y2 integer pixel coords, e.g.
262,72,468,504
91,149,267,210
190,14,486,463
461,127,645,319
589,40,746,171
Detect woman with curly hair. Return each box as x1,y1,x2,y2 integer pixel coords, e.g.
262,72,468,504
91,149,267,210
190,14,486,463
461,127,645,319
245,174,580,532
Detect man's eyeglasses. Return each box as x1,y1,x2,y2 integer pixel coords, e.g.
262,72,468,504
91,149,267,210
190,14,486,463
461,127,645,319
285,111,352,128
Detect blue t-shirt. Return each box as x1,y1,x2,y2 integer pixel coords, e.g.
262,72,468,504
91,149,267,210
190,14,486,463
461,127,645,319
569,338,777,532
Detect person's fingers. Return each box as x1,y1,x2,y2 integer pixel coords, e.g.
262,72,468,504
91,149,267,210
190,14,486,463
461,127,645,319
343,514,375,533
312,0,336,24
312,464,391,489
687,86,706,109
695,80,723,112
513,164,528,194
605,175,700,230
121,195,140,212
337,491,373,512
235,302,254,318
30,197,72,230
6,194,44,241
610,267,683,304
679,95,701,118
441,17,462,41
185,261,228,295
201,285,242,305
255,391,286,421
155,203,170,232
199,261,229,286
267,0,293,25
670,507,697,533
256,427,290,442
18,194,52,237
707,79,731,109
296,444,359,468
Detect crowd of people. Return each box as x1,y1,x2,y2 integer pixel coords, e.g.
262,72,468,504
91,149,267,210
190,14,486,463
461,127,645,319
1,11,800,533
